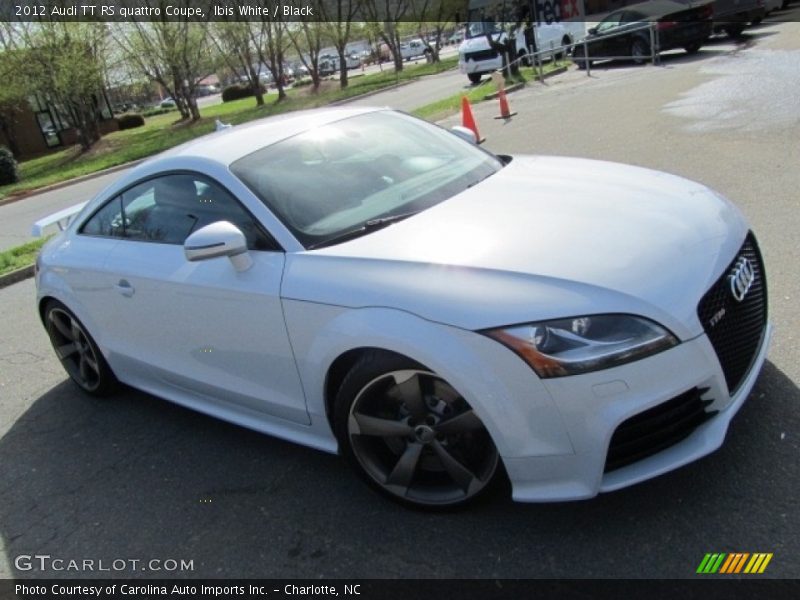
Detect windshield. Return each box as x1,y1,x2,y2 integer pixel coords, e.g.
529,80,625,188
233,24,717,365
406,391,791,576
466,21,504,39
230,111,502,249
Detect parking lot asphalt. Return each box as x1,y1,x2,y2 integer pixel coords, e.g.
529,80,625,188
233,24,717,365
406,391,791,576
0,21,798,579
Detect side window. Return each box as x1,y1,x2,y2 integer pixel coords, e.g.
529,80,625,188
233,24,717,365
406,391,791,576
188,177,277,251
82,174,277,251
597,12,623,33
81,196,125,237
621,11,644,24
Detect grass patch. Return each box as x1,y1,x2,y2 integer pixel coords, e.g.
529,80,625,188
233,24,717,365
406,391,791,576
413,60,569,121
0,57,458,202
0,236,51,277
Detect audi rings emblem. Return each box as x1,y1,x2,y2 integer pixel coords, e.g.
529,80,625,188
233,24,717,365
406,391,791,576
729,257,755,302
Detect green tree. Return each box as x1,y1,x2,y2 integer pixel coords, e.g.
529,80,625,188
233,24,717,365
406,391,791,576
285,21,325,91
1,20,109,152
210,21,266,106
112,2,213,121
362,0,412,73
318,0,361,88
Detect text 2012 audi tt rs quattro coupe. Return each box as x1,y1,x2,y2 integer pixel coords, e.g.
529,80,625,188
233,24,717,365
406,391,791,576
34,108,771,508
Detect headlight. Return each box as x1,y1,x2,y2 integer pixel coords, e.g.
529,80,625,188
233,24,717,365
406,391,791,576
484,315,678,378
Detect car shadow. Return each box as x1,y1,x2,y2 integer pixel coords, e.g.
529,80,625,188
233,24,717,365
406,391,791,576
0,360,796,578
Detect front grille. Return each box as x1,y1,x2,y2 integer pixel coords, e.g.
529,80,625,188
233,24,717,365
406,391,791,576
605,387,717,472
697,233,767,394
464,49,499,62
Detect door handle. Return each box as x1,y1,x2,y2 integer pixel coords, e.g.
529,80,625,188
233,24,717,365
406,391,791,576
114,279,135,297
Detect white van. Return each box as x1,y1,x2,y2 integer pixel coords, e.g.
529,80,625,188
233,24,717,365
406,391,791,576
458,0,585,83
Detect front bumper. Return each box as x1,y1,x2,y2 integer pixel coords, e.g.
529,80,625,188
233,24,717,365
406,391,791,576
503,323,772,502
459,56,502,76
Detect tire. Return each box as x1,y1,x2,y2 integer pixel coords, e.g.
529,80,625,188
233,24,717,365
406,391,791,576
333,351,501,509
684,42,702,54
724,24,746,38
44,300,119,396
572,45,592,70
556,36,572,61
467,72,482,84
630,37,650,64
517,50,531,67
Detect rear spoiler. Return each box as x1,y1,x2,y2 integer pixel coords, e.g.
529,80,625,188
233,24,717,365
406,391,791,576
31,201,88,237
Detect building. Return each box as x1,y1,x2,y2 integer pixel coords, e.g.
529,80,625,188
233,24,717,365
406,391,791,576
0,92,118,159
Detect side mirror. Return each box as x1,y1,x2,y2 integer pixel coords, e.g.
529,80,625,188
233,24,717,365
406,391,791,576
588,27,598,35
450,125,478,145
184,221,253,272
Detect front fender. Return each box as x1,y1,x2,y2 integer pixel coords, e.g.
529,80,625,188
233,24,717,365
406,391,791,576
282,300,575,459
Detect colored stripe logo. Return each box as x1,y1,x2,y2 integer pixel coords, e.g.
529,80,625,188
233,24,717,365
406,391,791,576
697,553,773,574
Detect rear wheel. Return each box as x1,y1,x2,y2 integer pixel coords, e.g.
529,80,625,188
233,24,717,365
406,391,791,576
517,49,531,67
556,35,572,61
44,300,118,396
334,352,501,509
467,72,482,84
684,42,702,54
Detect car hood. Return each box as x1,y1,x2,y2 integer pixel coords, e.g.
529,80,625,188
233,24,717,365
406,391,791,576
282,156,748,338
459,35,500,54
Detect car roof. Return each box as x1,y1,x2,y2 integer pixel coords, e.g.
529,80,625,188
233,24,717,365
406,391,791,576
151,106,383,166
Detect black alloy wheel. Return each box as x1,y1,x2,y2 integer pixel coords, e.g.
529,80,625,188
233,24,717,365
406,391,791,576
335,353,500,508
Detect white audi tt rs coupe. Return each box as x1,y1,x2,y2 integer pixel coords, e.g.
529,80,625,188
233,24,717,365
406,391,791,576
34,107,771,508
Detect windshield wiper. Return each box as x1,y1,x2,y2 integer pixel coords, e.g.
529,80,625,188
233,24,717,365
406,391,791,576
466,171,497,189
308,211,420,250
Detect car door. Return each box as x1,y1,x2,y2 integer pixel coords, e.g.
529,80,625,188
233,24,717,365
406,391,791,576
81,172,309,424
590,10,625,58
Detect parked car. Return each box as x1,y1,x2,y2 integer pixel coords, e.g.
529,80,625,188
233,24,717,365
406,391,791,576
399,38,428,61
159,98,176,109
448,29,465,45
194,84,219,98
318,54,338,76
572,0,713,69
33,108,770,509
674,0,767,37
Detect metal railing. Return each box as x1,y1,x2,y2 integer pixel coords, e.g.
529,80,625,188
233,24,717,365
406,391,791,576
487,22,663,81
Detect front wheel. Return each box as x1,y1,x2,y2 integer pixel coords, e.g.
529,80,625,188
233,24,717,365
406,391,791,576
572,44,592,70
334,352,501,509
44,300,119,396
631,38,650,64
724,23,746,38
467,72,482,84
684,42,702,54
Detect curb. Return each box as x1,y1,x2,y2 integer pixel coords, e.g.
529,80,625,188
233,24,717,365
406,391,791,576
0,158,146,208
483,82,526,101
0,265,35,290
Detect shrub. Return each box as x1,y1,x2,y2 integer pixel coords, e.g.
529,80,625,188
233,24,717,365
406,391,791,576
222,83,265,102
117,113,146,130
0,146,19,186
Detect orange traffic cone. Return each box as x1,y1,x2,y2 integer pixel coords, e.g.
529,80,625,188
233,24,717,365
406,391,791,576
461,96,485,144
494,88,517,120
